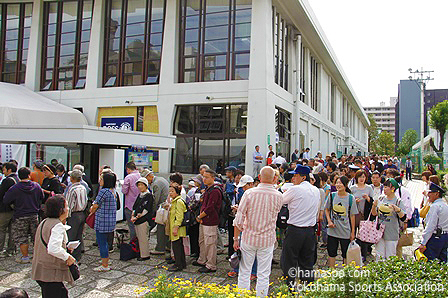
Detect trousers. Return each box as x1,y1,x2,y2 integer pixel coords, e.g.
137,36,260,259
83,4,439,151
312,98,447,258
238,241,274,297
424,234,448,263
135,222,150,258
36,281,68,298
375,238,398,261
155,223,170,252
66,211,86,261
198,224,218,270
0,211,14,252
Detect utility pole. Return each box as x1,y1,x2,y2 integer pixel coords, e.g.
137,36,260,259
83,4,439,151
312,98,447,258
408,68,434,172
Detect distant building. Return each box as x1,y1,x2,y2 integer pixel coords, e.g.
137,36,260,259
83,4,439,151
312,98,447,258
364,100,396,136
395,80,448,144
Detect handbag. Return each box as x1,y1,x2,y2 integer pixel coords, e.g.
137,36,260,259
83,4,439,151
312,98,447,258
40,219,80,281
86,213,95,229
183,236,191,256
420,205,430,218
356,209,385,244
155,205,169,225
397,230,414,247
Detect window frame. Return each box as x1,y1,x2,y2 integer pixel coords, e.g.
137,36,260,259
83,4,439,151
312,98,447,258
103,0,166,88
40,0,93,91
0,2,32,84
178,0,251,83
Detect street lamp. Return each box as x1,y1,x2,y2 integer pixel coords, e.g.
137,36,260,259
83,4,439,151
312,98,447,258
408,67,434,172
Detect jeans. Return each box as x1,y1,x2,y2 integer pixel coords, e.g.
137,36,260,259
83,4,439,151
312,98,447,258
124,208,136,240
0,211,14,253
238,241,274,297
96,231,109,258
66,211,86,261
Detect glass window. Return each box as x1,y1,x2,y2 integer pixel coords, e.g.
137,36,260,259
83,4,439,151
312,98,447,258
103,0,166,87
179,0,251,82
172,104,247,173
41,0,93,90
0,2,33,84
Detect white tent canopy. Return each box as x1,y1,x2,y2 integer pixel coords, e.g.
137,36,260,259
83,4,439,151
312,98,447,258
0,82,88,126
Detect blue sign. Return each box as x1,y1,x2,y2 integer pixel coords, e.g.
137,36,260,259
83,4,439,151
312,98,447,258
101,117,134,131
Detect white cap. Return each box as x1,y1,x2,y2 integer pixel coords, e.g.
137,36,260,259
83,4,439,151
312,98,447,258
237,175,254,188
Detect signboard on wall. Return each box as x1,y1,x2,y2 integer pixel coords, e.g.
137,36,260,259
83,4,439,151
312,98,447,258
101,117,134,131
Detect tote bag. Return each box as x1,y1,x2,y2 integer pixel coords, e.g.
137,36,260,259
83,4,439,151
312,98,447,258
356,209,385,244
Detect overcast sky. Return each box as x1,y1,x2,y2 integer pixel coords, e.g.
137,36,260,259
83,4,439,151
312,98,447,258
308,0,447,107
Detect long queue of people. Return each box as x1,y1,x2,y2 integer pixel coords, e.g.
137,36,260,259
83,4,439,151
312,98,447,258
0,152,447,298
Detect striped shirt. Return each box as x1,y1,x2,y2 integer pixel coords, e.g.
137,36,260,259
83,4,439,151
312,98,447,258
66,182,87,217
233,183,283,247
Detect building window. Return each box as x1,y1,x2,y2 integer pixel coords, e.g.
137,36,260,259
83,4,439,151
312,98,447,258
0,2,32,84
330,83,336,123
179,0,251,83
299,45,305,102
104,0,166,87
310,55,318,111
273,9,288,90
172,104,247,173
275,107,291,160
41,1,93,91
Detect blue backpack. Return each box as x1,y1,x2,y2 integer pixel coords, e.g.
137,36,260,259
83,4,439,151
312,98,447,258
407,208,420,228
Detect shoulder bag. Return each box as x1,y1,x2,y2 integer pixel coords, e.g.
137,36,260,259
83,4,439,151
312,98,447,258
356,207,385,244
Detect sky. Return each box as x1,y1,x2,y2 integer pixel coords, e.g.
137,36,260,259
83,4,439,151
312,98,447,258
307,0,448,107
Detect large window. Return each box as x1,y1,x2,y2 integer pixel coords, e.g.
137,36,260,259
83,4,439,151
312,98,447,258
104,0,166,87
310,55,318,112
172,104,247,173
41,1,93,91
299,45,305,102
179,0,251,83
0,2,32,84
273,8,288,90
275,107,291,161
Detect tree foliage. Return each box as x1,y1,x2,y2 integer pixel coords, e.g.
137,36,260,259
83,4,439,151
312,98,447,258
375,131,395,155
397,129,418,156
428,100,448,169
367,114,379,153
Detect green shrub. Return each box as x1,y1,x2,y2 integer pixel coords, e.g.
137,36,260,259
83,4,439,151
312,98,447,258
423,154,442,165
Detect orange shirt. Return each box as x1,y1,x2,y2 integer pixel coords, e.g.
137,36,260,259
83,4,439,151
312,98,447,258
30,171,45,186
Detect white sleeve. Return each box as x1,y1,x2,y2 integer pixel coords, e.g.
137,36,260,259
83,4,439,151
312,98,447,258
47,223,70,261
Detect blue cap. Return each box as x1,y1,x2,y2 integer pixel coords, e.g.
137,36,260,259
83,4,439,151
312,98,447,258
225,166,237,172
428,182,445,194
288,164,311,175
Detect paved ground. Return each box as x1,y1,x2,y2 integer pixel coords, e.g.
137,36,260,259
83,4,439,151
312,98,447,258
0,179,426,297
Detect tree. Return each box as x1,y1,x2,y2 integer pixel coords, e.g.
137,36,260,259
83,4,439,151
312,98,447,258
367,114,379,153
376,131,395,155
397,129,418,156
428,100,448,169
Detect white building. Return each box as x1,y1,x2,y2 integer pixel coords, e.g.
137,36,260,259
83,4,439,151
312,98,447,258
0,0,369,175
364,99,396,136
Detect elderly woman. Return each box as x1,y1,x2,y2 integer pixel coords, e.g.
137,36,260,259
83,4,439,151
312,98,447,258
89,172,117,271
32,195,76,298
167,185,187,272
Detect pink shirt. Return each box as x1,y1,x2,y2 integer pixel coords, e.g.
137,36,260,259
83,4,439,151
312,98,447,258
233,183,283,247
122,170,141,210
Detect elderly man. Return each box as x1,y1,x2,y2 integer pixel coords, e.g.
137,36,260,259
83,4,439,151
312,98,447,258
141,169,170,256
252,145,263,178
233,167,282,297
122,161,141,240
193,169,222,273
418,183,448,263
281,165,320,287
65,169,88,262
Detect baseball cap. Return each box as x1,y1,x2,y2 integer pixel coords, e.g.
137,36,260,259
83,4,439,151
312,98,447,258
237,175,254,188
288,164,311,175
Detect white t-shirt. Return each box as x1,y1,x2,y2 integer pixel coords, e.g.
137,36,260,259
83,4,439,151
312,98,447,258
282,181,320,227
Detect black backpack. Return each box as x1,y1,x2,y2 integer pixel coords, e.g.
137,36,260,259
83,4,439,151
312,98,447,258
179,199,195,227
276,205,289,229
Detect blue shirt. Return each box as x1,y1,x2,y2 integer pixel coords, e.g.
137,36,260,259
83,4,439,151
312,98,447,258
253,151,263,163
94,188,116,233
225,180,235,204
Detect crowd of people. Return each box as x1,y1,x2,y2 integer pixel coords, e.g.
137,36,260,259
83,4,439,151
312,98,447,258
0,148,447,297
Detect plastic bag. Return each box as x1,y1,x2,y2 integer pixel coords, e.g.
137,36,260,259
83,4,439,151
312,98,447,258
346,241,363,266
183,236,191,256
155,205,169,225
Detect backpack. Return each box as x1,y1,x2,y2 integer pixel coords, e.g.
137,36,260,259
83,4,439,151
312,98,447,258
408,208,420,228
179,199,195,227
276,205,289,229
120,237,139,261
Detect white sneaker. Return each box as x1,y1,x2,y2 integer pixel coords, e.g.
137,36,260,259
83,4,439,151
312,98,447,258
93,265,111,272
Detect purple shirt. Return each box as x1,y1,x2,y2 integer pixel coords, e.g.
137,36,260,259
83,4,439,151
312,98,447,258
122,170,140,210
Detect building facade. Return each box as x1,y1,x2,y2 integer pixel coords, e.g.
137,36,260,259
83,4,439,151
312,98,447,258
0,0,369,174
395,80,421,144
364,99,396,136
